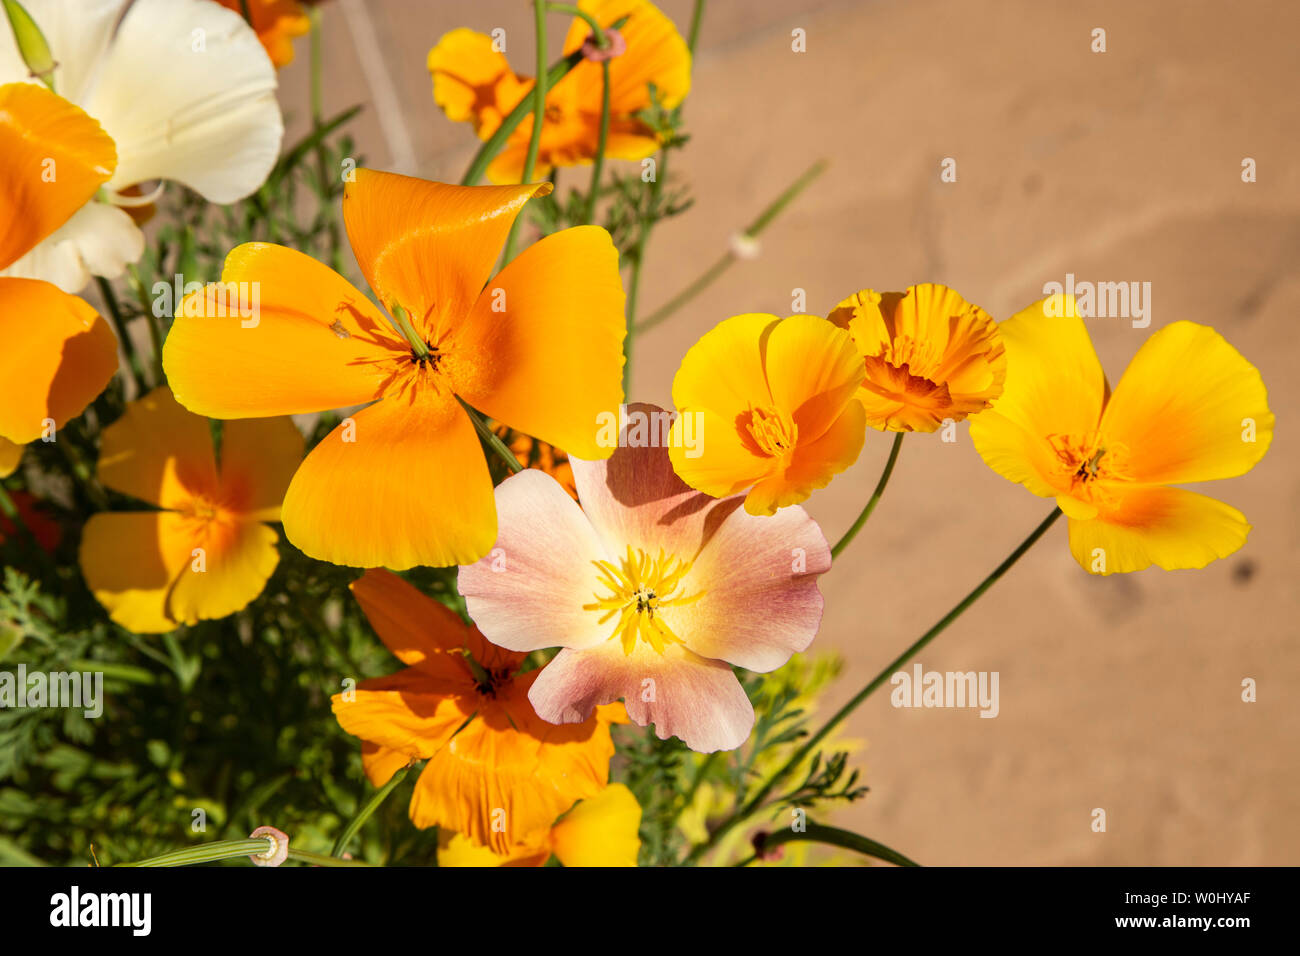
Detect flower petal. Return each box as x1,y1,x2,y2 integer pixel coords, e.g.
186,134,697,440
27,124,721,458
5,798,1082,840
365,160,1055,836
437,831,551,868
550,782,642,867
164,242,403,418
0,436,21,478
217,416,302,521
85,0,282,201
281,391,496,569
529,641,754,753
427,28,530,140
561,0,692,114
0,201,144,293
1067,485,1251,574
165,517,279,624
458,469,611,653
331,680,470,762
0,277,118,444
79,511,193,633
1099,321,1273,485
0,82,116,270
455,225,626,458
743,400,866,516
762,314,864,443
97,386,217,509
341,169,549,342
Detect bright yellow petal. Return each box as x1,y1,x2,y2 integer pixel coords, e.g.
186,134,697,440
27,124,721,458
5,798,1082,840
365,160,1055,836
1067,485,1251,575
0,83,116,269
341,170,551,343
672,312,778,422
762,314,863,443
79,512,193,633
427,28,531,140
0,436,21,478
668,407,774,498
550,783,641,867
454,225,626,458
165,518,279,625
0,278,118,444
280,391,496,569
562,0,692,113
437,830,552,867
969,295,1106,498
217,416,303,521
1099,321,1273,485
744,400,866,516
164,243,403,418
97,386,217,510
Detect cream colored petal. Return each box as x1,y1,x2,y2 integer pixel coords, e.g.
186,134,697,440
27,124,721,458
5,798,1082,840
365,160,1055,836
0,201,142,293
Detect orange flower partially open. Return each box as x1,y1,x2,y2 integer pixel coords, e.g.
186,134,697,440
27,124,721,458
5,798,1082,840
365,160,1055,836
163,169,626,569
669,314,867,515
828,284,1007,433
79,387,303,633
216,0,310,68
429,0,691,184
0,83,119,462
330,569,625,854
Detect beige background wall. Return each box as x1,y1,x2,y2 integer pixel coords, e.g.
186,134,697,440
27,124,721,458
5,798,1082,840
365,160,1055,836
285,0,1299,864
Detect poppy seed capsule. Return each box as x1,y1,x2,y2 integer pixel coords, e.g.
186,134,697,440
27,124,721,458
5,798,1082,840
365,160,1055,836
249,826,290,867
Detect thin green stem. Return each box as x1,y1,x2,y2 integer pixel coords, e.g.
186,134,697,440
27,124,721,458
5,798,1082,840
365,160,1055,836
687,0,707,53
390,303,428,359
499,0,551,264
288,848,374,867
686,507,1063,863
67,659,160,686
457,398,524,475
584,59,611,225
634,159,828,334
126,266,164,384
115,838,271,867
622,147,667,395
735,822,919,867
832,432,904,560
546,3,607,47
96,276,147,395
331,764,412,856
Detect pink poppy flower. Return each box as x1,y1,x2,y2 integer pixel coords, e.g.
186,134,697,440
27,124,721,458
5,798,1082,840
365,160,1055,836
457,403,831,753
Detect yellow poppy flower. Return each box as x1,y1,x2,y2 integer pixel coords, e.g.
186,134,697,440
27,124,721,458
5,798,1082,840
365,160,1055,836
438,782,641,867
827,283,1007,432
0,83,119,469
216,0,310,68
79,387,303,633
969,297,1273,574
331,569,626,854
163,169,626,570
428,0,691,184
668,314,867,516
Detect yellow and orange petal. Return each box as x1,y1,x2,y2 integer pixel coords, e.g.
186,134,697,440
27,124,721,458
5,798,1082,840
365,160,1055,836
0,82,117,270
0,278,118,445
216,0,310,69
427,28,533,140
828,284,1006,433
0,437,22,478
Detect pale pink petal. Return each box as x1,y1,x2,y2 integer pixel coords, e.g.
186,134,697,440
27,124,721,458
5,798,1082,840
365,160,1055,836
529,641,754,753
571,402,726,560
458,469,610,653
672,501,830,672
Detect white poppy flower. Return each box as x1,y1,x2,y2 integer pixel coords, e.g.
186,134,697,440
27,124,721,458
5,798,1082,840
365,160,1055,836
0,0,283,292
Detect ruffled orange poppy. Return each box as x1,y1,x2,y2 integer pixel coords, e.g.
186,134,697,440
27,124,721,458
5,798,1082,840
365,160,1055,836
79,387,303,633
438,782,641,867
0,83,119,457
669,314,867,516
216,0,310,68
828,284,1006,432
163,169,626,570
330,568,626,853
429,0,691,183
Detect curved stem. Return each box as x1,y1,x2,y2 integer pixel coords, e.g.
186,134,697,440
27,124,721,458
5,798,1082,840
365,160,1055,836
96,276,147,395
736,822,919,867
331,764,412,856
546,2,607,47
832,432,904,560
686,506,1063,863
115,838,271,867
287,848,374,867
458,398,524,474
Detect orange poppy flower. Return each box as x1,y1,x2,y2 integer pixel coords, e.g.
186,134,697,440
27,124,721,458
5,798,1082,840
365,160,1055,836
0,83,119,461
330,569,625,853
828,284,1007,433
79,387,303,633
163,169,626,570
216,0,310,68
429,0,691,183
438,782,641,867
669,314,867,516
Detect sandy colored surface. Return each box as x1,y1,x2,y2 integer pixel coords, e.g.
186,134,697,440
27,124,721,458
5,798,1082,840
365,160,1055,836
279,0,1299,864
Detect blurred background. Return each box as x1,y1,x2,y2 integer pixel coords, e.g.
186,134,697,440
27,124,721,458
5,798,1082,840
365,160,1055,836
288,0,1298,864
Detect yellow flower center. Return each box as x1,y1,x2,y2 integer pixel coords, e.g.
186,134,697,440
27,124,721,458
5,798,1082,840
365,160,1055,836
861,356,953,412
1048,434,1134,504
584,546,705,655
745,405,798,458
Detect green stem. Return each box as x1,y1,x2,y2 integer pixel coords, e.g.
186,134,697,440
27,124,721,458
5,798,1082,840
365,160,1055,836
115,838,271,867
832,432,903,560
622,147,667,395
288,848,374,867
126,266,163,385
687,0,707,53
584,59,611,224
498,0,551,264
634,159,828,334
390,303,428,359
96,276,147,395
547,3,607,47
331,764,412,856
54,435,108,510
735,822,919,867
66,659,159,686
457,398,524,475
686,506,1064,863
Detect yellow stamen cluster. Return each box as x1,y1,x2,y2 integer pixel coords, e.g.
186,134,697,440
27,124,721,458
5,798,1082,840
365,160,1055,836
584,546,705,655
747,406,798,459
